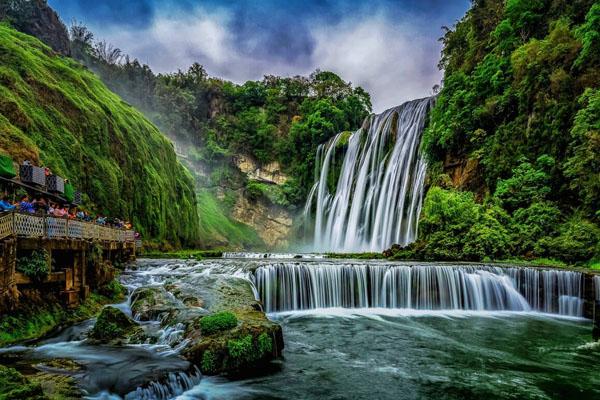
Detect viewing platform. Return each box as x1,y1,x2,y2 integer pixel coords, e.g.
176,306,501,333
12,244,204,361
0,212,139,311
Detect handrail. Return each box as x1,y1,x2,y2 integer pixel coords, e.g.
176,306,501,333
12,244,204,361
0,211,136,244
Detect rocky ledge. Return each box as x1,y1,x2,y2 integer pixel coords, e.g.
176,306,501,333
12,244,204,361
127,271,283,375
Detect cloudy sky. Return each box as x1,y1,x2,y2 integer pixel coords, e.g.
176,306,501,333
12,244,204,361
49,0,470,112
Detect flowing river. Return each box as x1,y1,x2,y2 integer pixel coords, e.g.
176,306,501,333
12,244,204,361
1,256,599,399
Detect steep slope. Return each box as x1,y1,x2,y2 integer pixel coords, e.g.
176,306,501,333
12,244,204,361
404,0,599,263
0,24,199,247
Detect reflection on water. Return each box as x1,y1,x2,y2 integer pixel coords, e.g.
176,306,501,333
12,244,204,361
182,311,598,400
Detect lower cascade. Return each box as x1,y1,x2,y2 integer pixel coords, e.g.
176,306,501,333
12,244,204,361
304,97,434,252
254,263,585,316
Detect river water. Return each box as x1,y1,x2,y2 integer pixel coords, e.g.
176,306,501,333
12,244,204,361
1,257,599,399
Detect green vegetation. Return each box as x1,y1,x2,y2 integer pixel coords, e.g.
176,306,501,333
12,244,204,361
143,249,223,259
0,24,199,247
0,365,46,400
16,250,49,282
400,0,600,263
199,311,238,336
201,350,218,374
89,306,140,342
0,280,123,346
196,189,264,249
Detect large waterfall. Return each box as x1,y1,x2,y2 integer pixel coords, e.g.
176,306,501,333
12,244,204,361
254,262,585,317
304,97,434,252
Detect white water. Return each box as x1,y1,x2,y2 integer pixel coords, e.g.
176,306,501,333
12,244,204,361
254,262,585,317
304,97,433,252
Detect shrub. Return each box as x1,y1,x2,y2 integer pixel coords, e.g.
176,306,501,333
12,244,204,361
537,215,600,261
16,250,49,282
199,311,238,336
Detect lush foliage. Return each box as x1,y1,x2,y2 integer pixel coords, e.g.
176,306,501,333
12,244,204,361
0,24,199,247
413,0,600,262
16,250,49,282
199,311,238,336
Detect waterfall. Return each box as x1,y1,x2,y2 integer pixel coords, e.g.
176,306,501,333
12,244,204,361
304,97,434,252
254,262,585,317
594,275,600,301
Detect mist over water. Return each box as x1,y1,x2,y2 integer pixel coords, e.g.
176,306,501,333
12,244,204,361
304,97,434,252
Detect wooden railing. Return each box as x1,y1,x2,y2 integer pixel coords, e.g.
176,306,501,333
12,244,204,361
0,212,136,243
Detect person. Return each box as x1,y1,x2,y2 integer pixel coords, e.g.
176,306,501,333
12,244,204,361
0,196,15,212
32,196,48,214
18,195,35,213
53,205,67,217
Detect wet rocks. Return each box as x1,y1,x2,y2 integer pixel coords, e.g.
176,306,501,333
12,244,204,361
0,364,46,400
88,306,144,344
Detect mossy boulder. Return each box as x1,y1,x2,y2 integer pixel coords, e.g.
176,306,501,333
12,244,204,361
0,365,47,400
89,306,144,344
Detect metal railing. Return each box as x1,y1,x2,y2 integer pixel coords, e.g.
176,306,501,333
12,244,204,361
0,212,136,243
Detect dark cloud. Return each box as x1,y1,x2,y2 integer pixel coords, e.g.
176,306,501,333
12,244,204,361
48,0,471,111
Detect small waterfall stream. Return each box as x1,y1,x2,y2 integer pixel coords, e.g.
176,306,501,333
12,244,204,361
304,97,434,252
254,262,586,317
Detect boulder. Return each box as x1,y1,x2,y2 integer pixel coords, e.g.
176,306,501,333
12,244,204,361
88,306,144,344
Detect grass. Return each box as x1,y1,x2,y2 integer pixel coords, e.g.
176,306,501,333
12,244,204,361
0,24,199,247
196,189,264,249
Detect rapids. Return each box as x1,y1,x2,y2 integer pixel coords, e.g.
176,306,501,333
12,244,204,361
0,256,598,399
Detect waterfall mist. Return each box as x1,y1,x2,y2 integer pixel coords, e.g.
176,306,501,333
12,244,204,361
304,97,434,252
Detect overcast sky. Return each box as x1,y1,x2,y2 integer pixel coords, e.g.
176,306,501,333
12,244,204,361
49,0,470,112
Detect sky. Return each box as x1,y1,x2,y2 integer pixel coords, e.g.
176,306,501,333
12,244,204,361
49,0,471,112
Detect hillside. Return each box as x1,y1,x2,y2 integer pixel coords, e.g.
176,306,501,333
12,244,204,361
402,0,600,263
0,24,199,247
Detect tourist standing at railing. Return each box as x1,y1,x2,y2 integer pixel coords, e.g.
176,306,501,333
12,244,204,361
18,195,35,213
32,196,48,214
53,205,67,218
0,196,15,212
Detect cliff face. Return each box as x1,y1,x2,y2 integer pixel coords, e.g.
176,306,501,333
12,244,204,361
0,25,200,247
0,0,70,56
407,0,600,263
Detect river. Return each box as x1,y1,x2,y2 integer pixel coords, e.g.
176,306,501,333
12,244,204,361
1,256,598,399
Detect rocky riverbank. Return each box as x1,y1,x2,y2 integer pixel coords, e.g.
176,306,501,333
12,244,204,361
126,260,283,375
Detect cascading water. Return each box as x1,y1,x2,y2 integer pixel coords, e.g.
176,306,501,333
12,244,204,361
304,97,434,252
254,262,585,317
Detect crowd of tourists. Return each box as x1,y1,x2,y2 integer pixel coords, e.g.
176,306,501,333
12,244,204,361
0,193,133,230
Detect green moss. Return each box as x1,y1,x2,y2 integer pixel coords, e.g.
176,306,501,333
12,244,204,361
201,350,218,374
257,332,273,355
96,279,126,301
0,365,46,400
0,288,118,347
89,306,139,341
200,311,238,336
0,24,199,246
226,334,255,367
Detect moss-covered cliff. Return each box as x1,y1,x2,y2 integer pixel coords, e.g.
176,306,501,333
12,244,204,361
0,24,199,246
